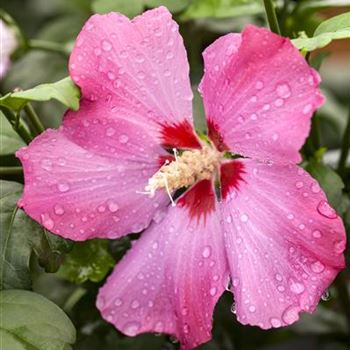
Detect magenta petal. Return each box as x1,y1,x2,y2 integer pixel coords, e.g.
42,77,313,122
97,204,228,349
17,104,169,240
200,26,324,163
220,160,346,329
69,6,193,126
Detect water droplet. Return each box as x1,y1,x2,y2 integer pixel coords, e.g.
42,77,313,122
321,289,331,301
249,305,256,313
311,261,325,273
226,215,232,223
295,181,304,189
202,246,212,258
137,71,145,79
181,307,188,316
41,159,52,171
289,280,305,294
282,306,299,324
275,98,284,107
107,71,115,80
275,274,283,282
250,113,258,121
303,104,312,114
102,40,112,51
107,200,119,212
123,322,140,336
106,127,116,136
183,324,190,334
114,298,123,306
57,183,70,192
276,83,291,99
312,229,322,238
317,200,337,219
166,51,174,59
209,287,217,296
225,44,235,56
131,300,140,309
240,214,249,223
119,134,129,144
230,303,236,314
164,69,171,77
54,205,65,216
135,54,145,63
287,213,294,220
255,80,264,90
311,182,320,193
40,213,54,230
270,317,282,328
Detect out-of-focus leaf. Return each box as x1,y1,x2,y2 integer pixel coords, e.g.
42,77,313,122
181,0,263,20
92,0,190,17
305,160,344,208
292,12,350,51
0,77,80,113
0,180,73,290
58,240,115,284
0,289,76,350
297,0,350,14
0,113,25,155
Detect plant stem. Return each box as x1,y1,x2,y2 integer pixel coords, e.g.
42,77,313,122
0,166,23,176
263,0,281,35
0,107,32,144
28,39,69,57
337,105,350,177
23,103,45,136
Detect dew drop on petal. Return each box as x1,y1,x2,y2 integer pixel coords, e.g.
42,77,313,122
276,83,291,99
54,205,65,216
255,80,264,90
102,40,112,51
123,322,140,336
311,261,325,273
317,200,337,219
202,246,212,258
57,183,70,192
289,280,305,294
230,302,236,314
312,229,322,238
240,214,249,223
107,200,119,212
131,300,140,309
249,305,256,313
106,127,116,137
119,134,129,144
270,317,282,328
209,287,217,296
114,298,123,306
311,182,320,193
40,213,54,230
282,306,299,325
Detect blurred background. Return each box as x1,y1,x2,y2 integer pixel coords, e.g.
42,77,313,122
1,1,349,350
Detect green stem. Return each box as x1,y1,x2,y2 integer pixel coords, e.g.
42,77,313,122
28,39,69,57
0,166,23,176
0,107,32,144
23,103,45,136
263,0,281,35
337,105,350,177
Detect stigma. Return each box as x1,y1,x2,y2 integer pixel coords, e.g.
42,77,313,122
145,144,222,203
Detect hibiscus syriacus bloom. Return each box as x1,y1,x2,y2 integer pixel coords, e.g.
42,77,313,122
17,6,346,350
0,19,17,79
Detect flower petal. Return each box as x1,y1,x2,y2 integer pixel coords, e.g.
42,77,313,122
69,6,193,128
97,181,228,350
220,160,346,329
200,26,324,163
17,102,169,240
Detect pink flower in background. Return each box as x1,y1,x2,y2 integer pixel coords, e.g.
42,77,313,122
0,19,17,79
17,6,346,350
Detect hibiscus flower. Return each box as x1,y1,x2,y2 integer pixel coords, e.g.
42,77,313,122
0,19,17,79
17,6,346,350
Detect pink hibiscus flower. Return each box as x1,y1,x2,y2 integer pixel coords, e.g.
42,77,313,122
17,6,346,350
0,19,17,79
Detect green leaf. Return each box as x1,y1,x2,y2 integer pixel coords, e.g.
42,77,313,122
181,0,263,20
0,77,80,113
92,0,190,17
297,0,350,14
292,12,350,51
58,240,114,284
0,180,73,290
305,160,344,208
0,289,76,350
0,113,25,155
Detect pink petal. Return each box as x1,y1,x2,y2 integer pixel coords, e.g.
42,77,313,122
17,102,169,240
220,159,346,329
69,6,193,128
97,181,228,350
200,26,324,163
